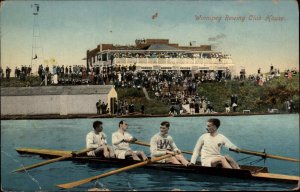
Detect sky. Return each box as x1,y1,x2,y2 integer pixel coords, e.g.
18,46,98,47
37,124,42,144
0,0,299,75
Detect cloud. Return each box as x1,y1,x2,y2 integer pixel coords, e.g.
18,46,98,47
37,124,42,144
208,33,226,41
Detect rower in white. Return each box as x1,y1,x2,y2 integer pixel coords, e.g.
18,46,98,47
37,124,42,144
86,121,115,158
150,121,190,166
112,120,148,161
190,118,240,169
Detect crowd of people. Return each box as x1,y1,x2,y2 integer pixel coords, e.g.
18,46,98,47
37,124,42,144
3,64,297,89
95,99,142,115
112,51,230,59
95,99,108,115
1,64,298,115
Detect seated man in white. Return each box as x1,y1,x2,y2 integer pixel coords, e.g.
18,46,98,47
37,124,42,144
112,120,147,161
86,120,115,158
190,118,240,169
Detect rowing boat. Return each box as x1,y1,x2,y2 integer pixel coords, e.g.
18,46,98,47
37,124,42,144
15,148,299,184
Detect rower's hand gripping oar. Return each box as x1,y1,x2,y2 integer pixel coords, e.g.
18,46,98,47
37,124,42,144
56,153,175,189
134,140,193,155
12,148,94,173
229,148,300,163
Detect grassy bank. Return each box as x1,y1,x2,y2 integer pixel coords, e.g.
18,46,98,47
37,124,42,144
115,87,169,114
198,75,299,113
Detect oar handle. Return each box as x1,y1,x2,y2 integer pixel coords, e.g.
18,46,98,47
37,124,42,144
229,148,300,163
72,148,94,156
134,140,193,155
56,153,173,189
13,148,93,173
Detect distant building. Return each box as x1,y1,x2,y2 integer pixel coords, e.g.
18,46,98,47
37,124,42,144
86,38,234,77
1,85,117,115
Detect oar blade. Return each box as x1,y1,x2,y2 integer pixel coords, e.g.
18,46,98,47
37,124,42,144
56,175,101,189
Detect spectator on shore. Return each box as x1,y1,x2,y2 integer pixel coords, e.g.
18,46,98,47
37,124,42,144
289,100,295,113
202,99,207,112
195,102,199,114
189,100,195,114
6,67,11,80
169,105,175,115
232,103,238,112
225,103,230,113
14,67,18,78
96,99,101,114
129,103,135,113
0,67,3,80
101,102,108,114
141,104,145,114
207,101,213,113
199,104,205,114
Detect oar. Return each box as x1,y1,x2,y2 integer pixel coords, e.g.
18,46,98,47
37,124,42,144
134,140,193,155
229,148,300,163
56,153,173,189
12,148,93,173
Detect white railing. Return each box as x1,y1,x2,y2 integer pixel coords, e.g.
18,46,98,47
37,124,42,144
113,57,233,65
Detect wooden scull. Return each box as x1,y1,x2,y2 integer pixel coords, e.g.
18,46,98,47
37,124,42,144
15,148,299,184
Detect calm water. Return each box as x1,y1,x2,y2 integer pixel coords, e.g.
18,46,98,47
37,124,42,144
1,114,299,191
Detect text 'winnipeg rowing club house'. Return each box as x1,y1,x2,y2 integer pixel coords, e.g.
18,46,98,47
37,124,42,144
86,39,234,76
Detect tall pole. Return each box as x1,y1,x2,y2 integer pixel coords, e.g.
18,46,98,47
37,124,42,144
30,3,43,75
